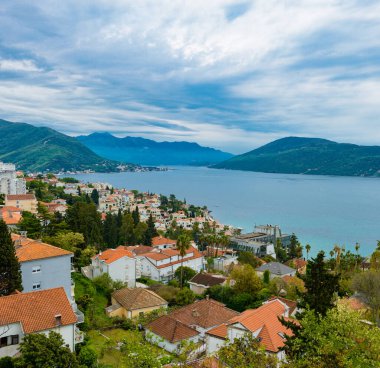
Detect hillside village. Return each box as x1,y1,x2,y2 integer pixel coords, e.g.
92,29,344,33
0,162,380,367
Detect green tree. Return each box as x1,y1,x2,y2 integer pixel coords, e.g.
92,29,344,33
144,214,158,246
0,220,22,296
305,243,311,260
119,212,135,245
237,251,262,269
134,222,148,244
121,338,162,368
132,206,140,225
298,251,340,316
77,346,97,367
103,213,119,248
352,270,380,325
18,211,42,239
263,269,270,285
283,306,380,368
175,287,196,306
44,231,85,252
66,202,103,247
176,234,191,288
16,331,78,368
90,189,99,205
174,266,196,287
230,264,263,295
217,333,277,368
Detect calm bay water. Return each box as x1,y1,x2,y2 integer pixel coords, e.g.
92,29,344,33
73,167,380,257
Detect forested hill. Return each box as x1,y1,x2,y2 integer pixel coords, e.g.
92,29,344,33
0,119,122,172
212,137,380,177
77,132,233,166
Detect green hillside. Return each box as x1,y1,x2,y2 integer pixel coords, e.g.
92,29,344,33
0,119,122,172
213,137,380,177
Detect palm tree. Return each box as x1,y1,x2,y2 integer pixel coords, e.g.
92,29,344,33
333,244,341,271
329,250,334,259
305,244,311,260
176,234,191,288
355,242,360,269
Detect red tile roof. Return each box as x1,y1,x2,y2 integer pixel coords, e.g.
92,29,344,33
189,273,226,287
224,299,294,352
1,207,22,225
94,246,134,264
112,288,167,310
152,236,176,247
0,287,77,333
5,194,36,201
12,234,72,263
170,299,239,329
147,315,199,343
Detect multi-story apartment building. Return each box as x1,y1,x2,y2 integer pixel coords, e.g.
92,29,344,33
0,162,26,195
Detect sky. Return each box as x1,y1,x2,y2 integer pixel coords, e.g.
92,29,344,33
0,0,380,154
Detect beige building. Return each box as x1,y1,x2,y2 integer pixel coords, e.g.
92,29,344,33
106,288,168,319
5,194,38,214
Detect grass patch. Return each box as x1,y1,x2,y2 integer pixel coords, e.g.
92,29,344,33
87,328,173,367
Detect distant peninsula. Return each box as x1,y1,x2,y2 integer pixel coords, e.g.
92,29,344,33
212,137,380,177
77,132,233,166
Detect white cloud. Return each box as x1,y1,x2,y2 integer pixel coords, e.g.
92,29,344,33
0,59,42,72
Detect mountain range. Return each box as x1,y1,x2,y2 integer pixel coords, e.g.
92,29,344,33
0,119,123,172
213,137,380,177
77,132,233,166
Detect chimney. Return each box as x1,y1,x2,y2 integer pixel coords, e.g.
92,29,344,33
191,309,200,317
20,231,27,239
55,314,62,326
206,295,209,300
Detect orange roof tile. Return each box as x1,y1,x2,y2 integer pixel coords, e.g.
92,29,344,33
147,315,199,343
227,299,293,352
170,299,239,329
0,287,77,333
206,323,228,339
94,247,134,264
152,236,176,247
6,194,36,201
12,234,72,263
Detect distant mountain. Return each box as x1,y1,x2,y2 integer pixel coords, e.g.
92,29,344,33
212,137,380,177
0,119,124,172
77,132,233,166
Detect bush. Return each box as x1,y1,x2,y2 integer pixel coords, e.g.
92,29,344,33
78,346,97,368
176,288,196,306
0,357,14,368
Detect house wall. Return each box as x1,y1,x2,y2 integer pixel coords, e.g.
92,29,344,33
0,323,76,358
189,283,208,295
146,330,199,354
130,304,167,318
20,254,73,302
108,257,136,287
0,322,23,358
5,198,37,213
206,335,225,356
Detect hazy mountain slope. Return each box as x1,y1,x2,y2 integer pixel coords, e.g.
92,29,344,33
212,137,380,177
0,119,122,172
77,132,233,165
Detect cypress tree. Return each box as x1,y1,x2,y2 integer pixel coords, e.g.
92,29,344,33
144,214,158,246
91,189,99,205
132,206,140,225
0,220,22,296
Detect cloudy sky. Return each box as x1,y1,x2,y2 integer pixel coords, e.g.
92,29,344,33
0,0,379,153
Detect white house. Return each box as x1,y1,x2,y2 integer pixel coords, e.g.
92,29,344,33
256,262,296,279
82,246,136,287
206,298,296,362
12,234,74,303
137,246,204,283
0,288,80,358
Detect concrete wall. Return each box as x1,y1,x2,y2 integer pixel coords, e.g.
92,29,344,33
146,330,199,354
20,254,73,301
0,323,76,358
206,334,225,356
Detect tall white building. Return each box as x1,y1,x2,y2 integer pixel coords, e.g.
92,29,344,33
0,162,26,195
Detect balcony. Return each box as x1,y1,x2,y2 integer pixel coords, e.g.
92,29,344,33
75,327,85,344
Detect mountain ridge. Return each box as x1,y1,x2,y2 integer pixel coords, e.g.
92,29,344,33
77,132,233,166
212,136,380,177
0,119,124,172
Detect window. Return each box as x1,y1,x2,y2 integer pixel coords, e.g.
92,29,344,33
0,337,7,348
32,265,41,273
11,335,19,345
33,282,41,290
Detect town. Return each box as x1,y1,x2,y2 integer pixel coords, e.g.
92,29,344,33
0,161,379,368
